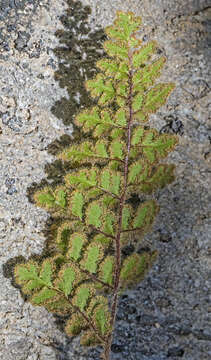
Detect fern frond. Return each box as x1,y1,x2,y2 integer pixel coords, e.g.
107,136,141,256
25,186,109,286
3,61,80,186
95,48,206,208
97,59,128,80
104,40,128,60
131,128,178,163
13,11,178,359
128,160,148,184
34,186,67,211
120,251,157,288
98,256,114,287
132,200,159,231
142,83,175,115
85,198,117,237
72,284,94,311
56,221,78,254
122,205,133,231
133,41,157,68
80,243,104,274
105,11,141,42
133,56,166,92
65,168,97,190
86,74,115,105
70,190,84,219
137,164,176,194
67,232,88,261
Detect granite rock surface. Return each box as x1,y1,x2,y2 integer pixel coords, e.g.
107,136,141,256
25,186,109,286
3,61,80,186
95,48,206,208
0,1,210,359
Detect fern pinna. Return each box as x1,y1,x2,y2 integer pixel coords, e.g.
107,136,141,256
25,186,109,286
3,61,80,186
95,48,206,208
14,12,178,359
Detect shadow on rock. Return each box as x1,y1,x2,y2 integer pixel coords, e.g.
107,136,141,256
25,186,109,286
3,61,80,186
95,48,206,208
4,1,106,359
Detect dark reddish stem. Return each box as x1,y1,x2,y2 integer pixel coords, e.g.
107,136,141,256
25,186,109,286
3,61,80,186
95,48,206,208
102,50,134,359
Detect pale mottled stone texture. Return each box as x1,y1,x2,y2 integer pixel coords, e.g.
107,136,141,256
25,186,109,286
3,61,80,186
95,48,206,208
0,1,210,359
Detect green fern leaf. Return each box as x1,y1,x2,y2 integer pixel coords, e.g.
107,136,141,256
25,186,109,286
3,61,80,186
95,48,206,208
34,188,55,209
55,189,66,208
132,93,143,112
71,191,84,219
61,141,109,163
81,243,103,274
115,63,129,80
68,233,87,261
59,267,76,297
32,287,57,305
59,141,109,163
133,200,159,230
24,279,44,292
93,234,112,247
99,256,114,286
15,263,38,283
116,109,127,126
104,40,128,60
106,11,141,42
93,123,109,137
139,164,176,193
97,58,119,74
66,169,97,190
122,205,132,231
101,168,121,196
110,173,121,195
13,11,178,358
40,260,53,286
142,83,175,115
75,107,100,130
73,285,92,311
56,222,72,254
14,262,54,295
45,296,72,315
104,213,115,235
86,201,102,228
101,169,110,191
131,127,144,146
133,41,157,68
86,74,115,104
128,161,149,184
94,305,110,336
97,59,129,81
120,252,157,287
142,130,178,163
110,128,124,140
110,140,124,160
96,141,108,158
133,57,166,92
36,192,54,206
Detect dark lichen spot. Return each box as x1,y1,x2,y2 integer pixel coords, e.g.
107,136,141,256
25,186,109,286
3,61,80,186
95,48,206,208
51,0,106,126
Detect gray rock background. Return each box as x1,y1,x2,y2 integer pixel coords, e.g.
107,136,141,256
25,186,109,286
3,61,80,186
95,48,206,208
0,0,210,359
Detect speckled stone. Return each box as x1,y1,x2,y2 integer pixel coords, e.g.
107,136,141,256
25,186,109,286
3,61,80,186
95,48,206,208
0,1,210,360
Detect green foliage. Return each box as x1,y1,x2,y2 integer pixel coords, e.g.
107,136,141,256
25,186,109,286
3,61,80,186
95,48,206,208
14,11,178,360
99,256,114,286
120,251,158,288
133,200,159,231
59,267,76,297
34,186,67,211
71,191,84,219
